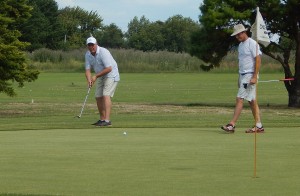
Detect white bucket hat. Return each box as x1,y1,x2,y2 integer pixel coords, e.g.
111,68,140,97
231,24,248,36
86,37,97,45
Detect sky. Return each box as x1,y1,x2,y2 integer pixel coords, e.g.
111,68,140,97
55,0,203,32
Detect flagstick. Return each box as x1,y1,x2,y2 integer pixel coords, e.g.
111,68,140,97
253,9,260,176
254,37,259,178
250,6,270,179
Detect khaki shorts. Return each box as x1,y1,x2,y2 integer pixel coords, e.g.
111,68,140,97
95,77,118,98
237,74,256,101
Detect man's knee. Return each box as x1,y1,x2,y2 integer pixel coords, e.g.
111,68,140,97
236,97,244,103
248,99,256,105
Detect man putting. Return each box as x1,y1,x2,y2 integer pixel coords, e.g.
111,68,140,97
85,36,120,127
221,24,264,133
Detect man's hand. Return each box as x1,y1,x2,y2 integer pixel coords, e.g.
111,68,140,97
89,75,97,87
92,75,97,82
87,76,96,87
250,77,257,85
88,80,93,87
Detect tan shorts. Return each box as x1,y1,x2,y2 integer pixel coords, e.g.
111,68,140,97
95,77,118,98
237,74,256,101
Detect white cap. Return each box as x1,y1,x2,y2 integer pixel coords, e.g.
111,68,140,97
86,37,97,45
231,24,248,36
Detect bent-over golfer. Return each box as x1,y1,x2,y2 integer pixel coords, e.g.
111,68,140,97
85,36,120,126
221,24,264,133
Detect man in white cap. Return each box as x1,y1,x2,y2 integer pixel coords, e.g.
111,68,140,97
85,36,120,126
221,24,264,133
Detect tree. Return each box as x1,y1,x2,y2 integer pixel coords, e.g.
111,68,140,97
163,15,200,53
0,0,39,96
126,16,152,51
58,6,103,49
190,0,300,107
97,23,124,48
18,0,64,51
126,15,199,52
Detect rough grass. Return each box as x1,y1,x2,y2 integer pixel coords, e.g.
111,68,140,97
27,48,286,73
0,73,298,131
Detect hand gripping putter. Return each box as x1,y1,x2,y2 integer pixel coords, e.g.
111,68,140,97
76,86,91,118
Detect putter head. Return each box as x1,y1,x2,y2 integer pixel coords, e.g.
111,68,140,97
75,115,81,118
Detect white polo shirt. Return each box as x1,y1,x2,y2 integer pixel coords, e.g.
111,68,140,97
238,37,262,74
85,46,120,81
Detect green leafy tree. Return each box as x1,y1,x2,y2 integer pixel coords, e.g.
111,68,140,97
146,21,165,51
58,6,103,49
163,15,200,52
97,23,124,48
19,0,64,51
126,16,152,51
0,0,39,96
190,0,300,107
126,15,199,52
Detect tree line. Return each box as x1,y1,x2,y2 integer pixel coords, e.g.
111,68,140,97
17,0,200,52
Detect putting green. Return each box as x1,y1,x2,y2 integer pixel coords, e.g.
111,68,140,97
0,128,299,195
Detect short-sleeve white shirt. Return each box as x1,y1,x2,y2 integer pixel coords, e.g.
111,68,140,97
85,46,120,81
238,38,262,74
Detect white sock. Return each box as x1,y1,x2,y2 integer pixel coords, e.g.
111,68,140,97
256,122,262,128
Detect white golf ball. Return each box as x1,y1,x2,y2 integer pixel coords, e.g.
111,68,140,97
123,131,127,135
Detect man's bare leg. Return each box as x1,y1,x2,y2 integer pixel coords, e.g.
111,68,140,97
229,97,244,126
96,97,105,120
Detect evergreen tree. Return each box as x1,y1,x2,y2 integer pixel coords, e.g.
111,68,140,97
19,0,64,51
0,0,39,96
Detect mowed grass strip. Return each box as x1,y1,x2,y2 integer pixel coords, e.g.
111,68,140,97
0,73,298,131
0,128,299,195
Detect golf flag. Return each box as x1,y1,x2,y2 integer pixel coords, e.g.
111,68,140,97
250,7,270,47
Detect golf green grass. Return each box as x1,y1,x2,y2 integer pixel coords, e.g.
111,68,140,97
0,128,299,195
0,73,299,195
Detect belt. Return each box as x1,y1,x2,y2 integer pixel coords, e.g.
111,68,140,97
240,72,254,76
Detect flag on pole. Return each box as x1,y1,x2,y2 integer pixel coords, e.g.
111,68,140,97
250,7,270,47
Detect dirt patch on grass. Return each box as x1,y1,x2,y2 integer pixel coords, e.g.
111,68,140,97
1,102,298,118
114,103,233,115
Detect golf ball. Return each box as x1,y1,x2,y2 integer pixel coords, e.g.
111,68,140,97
123,131,127,135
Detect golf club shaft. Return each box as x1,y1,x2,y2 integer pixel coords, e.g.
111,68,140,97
259,78,294,83
78,87,91,117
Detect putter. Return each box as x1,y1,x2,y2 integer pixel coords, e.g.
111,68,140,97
76,86,91,118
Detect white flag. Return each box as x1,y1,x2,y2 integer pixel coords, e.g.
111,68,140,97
250,7,270,47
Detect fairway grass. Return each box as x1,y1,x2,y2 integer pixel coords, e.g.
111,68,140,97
0,128,299,195
1,73,300,131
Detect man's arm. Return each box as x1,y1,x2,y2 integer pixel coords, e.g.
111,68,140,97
85,69,93,87
91,66,112,83
250,55,261,84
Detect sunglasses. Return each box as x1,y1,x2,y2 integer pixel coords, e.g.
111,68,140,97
87,43,95,47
